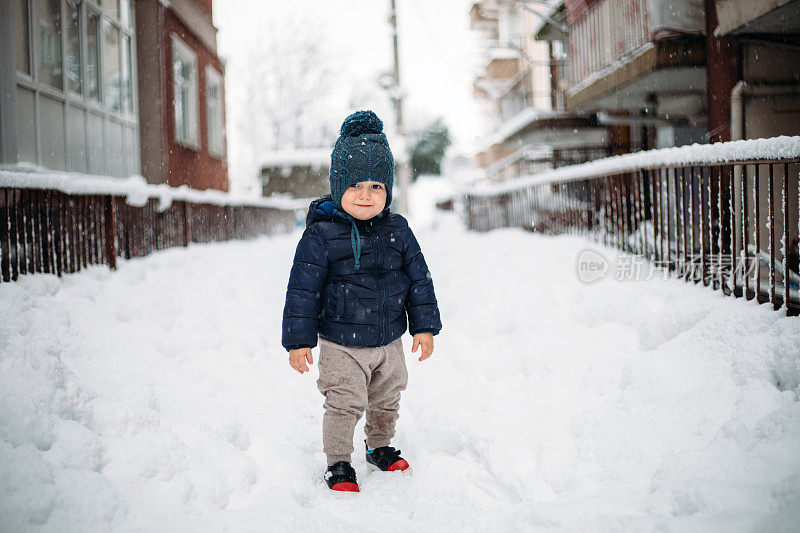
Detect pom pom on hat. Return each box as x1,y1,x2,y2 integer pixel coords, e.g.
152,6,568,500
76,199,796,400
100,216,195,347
340,110,384,137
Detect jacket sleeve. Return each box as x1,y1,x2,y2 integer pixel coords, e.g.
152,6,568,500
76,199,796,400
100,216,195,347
282,226,328,351
401,222,442,336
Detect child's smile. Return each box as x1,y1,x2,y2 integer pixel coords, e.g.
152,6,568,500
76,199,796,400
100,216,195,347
340,181,387,220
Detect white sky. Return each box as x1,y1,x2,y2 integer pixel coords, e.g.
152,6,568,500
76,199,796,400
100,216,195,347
213,0,484,156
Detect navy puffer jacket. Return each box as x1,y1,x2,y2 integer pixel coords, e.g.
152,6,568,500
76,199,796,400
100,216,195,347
282,195,441,350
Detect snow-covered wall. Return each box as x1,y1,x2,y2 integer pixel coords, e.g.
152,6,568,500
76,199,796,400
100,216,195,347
0,165,305,211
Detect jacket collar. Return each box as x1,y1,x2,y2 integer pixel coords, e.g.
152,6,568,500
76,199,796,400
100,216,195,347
306,194,390,228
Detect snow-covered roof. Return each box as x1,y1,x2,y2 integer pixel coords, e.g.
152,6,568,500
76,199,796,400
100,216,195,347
260,149,331,169
528,0,565,36
484,144,555,176
485,46,520,61
0,164,300,210
469,135,800,196
489,107,573,145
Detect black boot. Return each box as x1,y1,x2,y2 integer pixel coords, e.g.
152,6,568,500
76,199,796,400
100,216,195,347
365,440,411,473
324,461,359,492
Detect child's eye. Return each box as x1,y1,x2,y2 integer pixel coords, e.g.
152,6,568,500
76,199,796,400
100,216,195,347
371,184,383,190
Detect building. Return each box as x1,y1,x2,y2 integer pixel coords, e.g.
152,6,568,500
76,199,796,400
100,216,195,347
260,148,330,199
1,0,140,177
508,0,800,152
470,0,610,184
558,0,709,149
713,0,800,142
470,0,800,299
555,0,800,271
0,0,228,192
135,0,228,191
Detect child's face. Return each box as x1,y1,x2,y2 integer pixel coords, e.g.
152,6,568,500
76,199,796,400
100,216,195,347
340,181,387,220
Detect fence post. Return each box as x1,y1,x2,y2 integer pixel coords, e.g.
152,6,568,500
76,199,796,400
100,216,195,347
39,190,51,273
1,189,9,281
183,201,191,246
104,196,117,270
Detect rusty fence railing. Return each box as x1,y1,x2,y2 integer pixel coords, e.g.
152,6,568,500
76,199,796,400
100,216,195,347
0,183,296,282
464,137,800,316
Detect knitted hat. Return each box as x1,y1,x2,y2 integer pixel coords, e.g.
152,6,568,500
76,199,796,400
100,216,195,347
329,110,394,209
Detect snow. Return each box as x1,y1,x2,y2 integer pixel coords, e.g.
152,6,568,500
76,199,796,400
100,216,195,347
489,107,570,147
0,164,304,210
2,184,800,531
408,175,459,229
470,136,800,197
483,144,555,178
485,46,520,61
527,0,565,36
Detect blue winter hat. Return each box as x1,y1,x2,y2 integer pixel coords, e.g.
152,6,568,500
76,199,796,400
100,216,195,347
329,110,394,209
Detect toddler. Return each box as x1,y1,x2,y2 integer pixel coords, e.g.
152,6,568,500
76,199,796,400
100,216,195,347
282,110,442,493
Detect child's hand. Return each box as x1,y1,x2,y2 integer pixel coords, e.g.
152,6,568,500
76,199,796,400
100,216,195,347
411,333,434,362
289,348,313,374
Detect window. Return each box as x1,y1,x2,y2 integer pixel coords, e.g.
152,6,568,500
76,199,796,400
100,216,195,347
120,0,132,28
205,66,225,158
171,34,199,148
121,34,133,114
15,0,30,75
37,0,63,89
103,20,120,111
65,0,82,93
86,12,100,101
101,0,118,20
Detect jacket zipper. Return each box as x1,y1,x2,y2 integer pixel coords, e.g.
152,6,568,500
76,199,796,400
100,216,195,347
368,227,387,346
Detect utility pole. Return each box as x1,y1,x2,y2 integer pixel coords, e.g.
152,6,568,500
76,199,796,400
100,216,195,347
388,0,410,214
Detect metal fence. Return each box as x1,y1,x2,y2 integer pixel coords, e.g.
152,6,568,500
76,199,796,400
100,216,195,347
0,188,295,282
465,147,800,316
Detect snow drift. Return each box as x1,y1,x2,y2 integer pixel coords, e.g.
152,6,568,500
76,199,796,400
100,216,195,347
1,198,799,531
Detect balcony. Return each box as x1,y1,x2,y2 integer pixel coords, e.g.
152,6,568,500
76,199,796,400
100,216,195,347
470,1,499,32
482,40,523,80
564,0,707,113
715,0,800,35
499,93,532,123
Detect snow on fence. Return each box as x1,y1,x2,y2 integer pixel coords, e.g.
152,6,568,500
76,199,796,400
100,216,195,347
0,168,299,282
464,136,800,316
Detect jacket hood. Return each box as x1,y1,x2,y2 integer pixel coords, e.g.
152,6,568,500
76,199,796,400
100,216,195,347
306,194,391,227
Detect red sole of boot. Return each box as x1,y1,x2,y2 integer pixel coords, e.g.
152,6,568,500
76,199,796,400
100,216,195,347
330,482,359,493
387,459,410,472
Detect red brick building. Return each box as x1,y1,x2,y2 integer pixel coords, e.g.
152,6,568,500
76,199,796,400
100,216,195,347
135,0,228,191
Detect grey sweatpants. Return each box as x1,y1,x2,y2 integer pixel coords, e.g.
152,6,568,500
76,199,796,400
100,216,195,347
317,335,408,465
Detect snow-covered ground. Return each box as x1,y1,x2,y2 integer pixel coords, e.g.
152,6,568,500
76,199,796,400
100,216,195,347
2,182,800,532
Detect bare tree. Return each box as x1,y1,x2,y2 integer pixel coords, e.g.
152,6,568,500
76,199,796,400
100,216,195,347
227,15,346,192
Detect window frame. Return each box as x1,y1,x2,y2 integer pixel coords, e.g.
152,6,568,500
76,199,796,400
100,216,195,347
64,0,83,96
84,5,103,105
101,17,121,113
37,0,65,91
15,0,34,79
171,33,200,151
204,65,225,160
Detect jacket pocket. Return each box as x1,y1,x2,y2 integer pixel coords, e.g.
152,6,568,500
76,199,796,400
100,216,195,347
323,282,345,319
334,283,345,318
